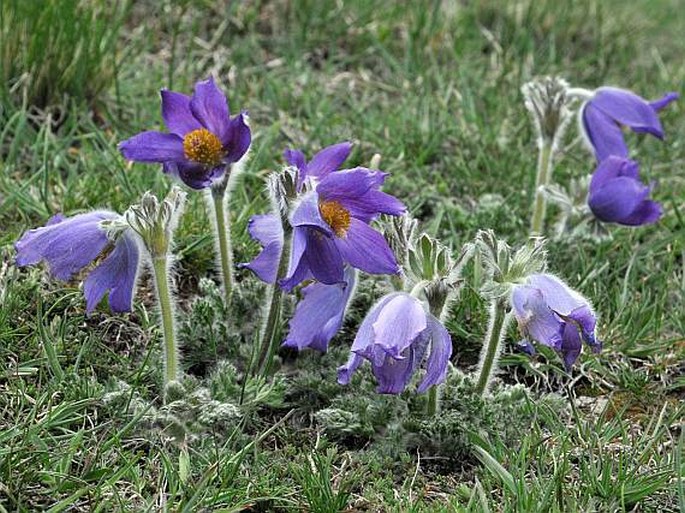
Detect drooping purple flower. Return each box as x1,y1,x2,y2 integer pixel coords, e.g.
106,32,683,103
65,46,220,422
282,267,357,352
239,214,283,284
511,273,600,370
588,156,662,226
284,141,352,190
119,77,251,190
338,292,452,394
281,167,405,290
15,211,141,313
580,87,678,161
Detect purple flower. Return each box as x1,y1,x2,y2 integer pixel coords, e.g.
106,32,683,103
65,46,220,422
281,167,406,290
15,211,141,313
337,292,452,394
512,273,600,370
284,142,352,190
119,77,251,190
282,267,356,352
588,156,662,226
580,87,678,161
239,214,283,284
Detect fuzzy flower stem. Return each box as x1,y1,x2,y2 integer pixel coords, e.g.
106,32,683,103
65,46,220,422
256,226,292,376
210,186,234,303
151,255,178,389
475,298,511,395
530,140,553,236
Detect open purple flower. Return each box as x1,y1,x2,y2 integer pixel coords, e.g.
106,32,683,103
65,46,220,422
281,167,405,290
119,77,251,190
338,292,452,394
282,267,356,352
512,273,600,370
588,156,661,226
580,87,678,161
284,142,352,190
15,211,141,313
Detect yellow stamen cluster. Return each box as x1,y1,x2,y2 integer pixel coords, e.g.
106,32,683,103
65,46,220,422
183,128,224,166
320,200,351,237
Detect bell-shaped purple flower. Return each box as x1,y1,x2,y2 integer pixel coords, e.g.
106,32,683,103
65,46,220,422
282,267,357,352
580,87,678,161
281,167,405,290
15,211,141,313
284,141,352,190
337,292,452,394
588,156,661,226
119,77,251,190
512,273,600,370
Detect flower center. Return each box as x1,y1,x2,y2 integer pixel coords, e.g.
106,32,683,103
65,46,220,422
183,128,224,166
319,200,351,237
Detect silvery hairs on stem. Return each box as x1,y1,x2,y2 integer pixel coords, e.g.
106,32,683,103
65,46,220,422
521,76,575,151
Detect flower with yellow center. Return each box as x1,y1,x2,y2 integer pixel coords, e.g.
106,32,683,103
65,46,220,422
182,128,225,167
319,200,351,237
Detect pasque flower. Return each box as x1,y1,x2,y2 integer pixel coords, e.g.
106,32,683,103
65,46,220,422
511,273,600,370
580,87,678,161
337,292,452,394
15,211,141,313
282,267,357,352
284,141,352,190
119,77,251,189
281,167,405,290
588,156,661,226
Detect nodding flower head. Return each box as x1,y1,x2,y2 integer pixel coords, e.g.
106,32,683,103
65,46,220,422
337,292,452,394
579,87,678,161
119,77,251,190
511,273,600,370
15,211,141,314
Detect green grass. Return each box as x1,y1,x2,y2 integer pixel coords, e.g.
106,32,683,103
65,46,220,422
1,0,683,511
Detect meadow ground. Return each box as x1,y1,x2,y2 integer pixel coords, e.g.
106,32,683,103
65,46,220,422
0,0,683,511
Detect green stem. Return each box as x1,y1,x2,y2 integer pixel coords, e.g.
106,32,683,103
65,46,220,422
426,385,438,416
211,188,234,303
256,226,292,376
530,140,554,236
475,299,510,396
152,256,178,389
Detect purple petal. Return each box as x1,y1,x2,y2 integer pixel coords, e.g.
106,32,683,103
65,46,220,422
372,293,427,357
559,323,582,371
526,274,589,318
511,285,564,350
119,132,185,163
334,218,399,275
620,199,662,226
590,156,639,191
15,211,115,280
517,339,537,356
83,232,140,313
581,103,629,161
160,90,202,136
316,168,387,202
306,142,352,179
373,344,425,395
341,190,406,223
589,176,650,224
280,228,312,291
189,77,230,143
649,92,679,112
284,148,306,171
417,316,452,393
592,87,664,138
223,113,251,163
282,267,356,352
290,192,333,235
350,293,401,356
337,353,364,385
166,161,224,189
239,214,284,284
566,304,599,351
304,229,345,285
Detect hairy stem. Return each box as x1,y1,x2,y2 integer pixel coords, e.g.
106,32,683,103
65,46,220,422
530,140,554,236
256,226,292,376
211,188,234,303
475,299,511,395
152,256,179,391
426,385,439,416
